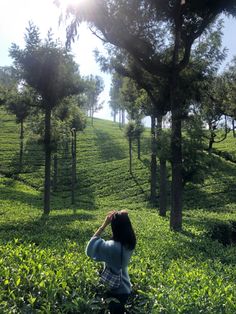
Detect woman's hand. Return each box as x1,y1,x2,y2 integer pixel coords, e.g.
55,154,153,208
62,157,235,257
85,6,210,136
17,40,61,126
93,211,117,237
102,211,117,228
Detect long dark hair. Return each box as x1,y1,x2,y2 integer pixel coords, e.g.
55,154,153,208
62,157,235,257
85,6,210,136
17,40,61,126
111,211,136,250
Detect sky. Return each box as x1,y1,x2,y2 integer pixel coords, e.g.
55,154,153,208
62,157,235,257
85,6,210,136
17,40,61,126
0,0,236,122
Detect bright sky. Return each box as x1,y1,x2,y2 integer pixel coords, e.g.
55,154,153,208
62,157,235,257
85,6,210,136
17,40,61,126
0,0,236,121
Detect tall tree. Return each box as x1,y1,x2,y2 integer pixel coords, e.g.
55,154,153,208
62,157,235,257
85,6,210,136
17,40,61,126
199,76,230,151
5,86,35,167
223,57,236,137
0,66,18,88
109,73,123,123
0,66,18,108
65,0,236,230
84,74,104,126
10,23,84,215
124,120,136,174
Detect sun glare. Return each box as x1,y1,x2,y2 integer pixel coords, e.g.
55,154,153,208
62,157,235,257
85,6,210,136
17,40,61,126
59,0,87,9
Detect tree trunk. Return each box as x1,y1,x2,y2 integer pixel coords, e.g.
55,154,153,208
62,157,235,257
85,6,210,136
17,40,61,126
208,137,214,152
53,151,58,192
208,127,214,152
170,0,183,231
74,131,77,183
170,107,183,231
119,110,122,129
156,115,167,217
159,158,167,217
91,107,94,126
129,136,132,174
43,106,52,215
137,136,141,160
232,119,236,138
150,115,157,204
71,130,77,204
19,120,24,167
122,109,125,126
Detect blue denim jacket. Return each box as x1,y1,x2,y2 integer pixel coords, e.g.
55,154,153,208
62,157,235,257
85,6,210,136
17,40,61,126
86,236,133,294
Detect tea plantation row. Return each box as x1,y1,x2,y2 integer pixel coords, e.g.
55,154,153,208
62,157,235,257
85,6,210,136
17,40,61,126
0,112,236,313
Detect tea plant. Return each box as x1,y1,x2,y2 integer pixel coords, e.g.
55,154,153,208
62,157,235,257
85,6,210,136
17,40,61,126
0,113,236,313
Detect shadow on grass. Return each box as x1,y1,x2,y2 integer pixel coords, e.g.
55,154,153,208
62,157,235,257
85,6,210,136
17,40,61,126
178,216,236,265
184,179,236,213
143,214,236,267
93,128,127,162
140,136,151,155
130,173,146,195
0,179,42,208
0,212,96,248
5,139,45,180
183,155,236,212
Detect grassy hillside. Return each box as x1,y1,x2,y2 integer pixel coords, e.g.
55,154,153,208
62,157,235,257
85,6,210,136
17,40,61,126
1,111,236,313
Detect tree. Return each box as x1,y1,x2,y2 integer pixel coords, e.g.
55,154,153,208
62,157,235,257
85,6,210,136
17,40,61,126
124,120,136,174
198,76,230,151
223,57,236,137
0,66,18,108
0,66,18,88
84,74,104,126
10,23,84,215
116,76,145,158
182,114,208,186
5,86,35,167
109,73,122,123
53,96,87,196
65,0,236,230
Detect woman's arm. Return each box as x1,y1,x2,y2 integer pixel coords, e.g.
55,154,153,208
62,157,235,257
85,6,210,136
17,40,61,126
93,211,116,237
86,211,117,262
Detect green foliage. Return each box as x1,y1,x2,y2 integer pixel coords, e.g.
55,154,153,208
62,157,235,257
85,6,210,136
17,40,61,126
1,178,236,313
0,66,18,88
1,114,236,313
9,22,83,110
109,73,123,120
182,115,209,185
206,220,236,246
4,86,36,124
84,74,104,116
223,56,236,119
124,121,136,140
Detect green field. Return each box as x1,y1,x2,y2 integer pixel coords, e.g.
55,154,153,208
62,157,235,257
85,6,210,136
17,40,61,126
0,112,236,313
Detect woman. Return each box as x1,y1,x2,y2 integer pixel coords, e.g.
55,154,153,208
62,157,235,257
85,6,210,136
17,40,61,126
86,210,136,314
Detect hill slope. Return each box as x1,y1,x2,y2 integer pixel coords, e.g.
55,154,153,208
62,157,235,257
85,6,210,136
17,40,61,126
1,112,236,313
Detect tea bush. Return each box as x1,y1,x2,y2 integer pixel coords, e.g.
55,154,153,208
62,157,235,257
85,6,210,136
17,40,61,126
1,114,236,313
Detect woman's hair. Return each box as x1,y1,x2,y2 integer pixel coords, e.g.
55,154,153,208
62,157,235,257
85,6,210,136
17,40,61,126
111,211,136,250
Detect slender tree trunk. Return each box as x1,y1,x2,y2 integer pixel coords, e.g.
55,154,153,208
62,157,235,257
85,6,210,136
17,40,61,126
208,126,214,152
129,136,132,174
119,110,122,129
44,106,52,215
53,150,58,192
156,115,167,217
91,107,94,126
74,131,77,183
137,136,141,160
159,158,167,216
232,119,236,138
170,107,182,230
170,0,183,231
122,109,125,126
19,120,24,167
150,115,157,204
208,137,214,152
71,130,77,204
